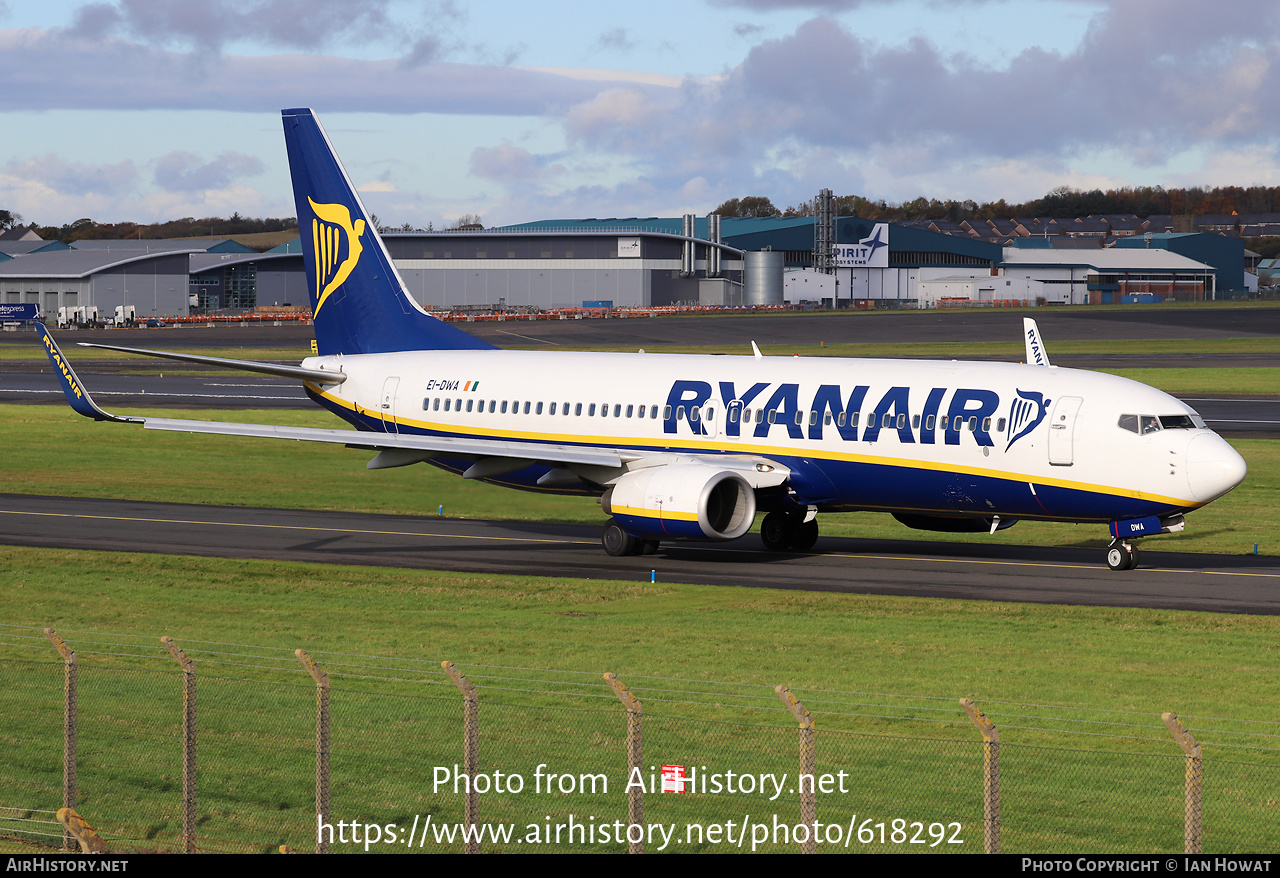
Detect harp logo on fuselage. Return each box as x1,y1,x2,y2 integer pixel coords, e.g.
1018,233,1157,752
308,196,366,317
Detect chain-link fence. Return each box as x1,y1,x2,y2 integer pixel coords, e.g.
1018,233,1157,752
1,624,1277,854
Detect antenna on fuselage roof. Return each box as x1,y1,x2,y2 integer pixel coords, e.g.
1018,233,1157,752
1023,317,1051,367
751,341,763,359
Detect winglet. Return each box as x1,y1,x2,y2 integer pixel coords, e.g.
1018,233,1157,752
1023,317,1051,367
35,323,142,423
751,340,763,360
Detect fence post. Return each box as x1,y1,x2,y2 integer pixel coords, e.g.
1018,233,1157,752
295,649,330,854
43,629,76,852
604,673,643,854
960,698,1000,854
775,685,816,854
160,636,197,854
442,661,479,854
1162,712,1202,854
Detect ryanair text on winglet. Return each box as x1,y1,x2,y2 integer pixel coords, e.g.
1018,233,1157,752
43,335,84,400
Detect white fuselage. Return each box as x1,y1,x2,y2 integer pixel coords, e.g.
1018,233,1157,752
301,349,1246,524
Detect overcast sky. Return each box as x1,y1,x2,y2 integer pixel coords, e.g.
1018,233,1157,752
2,0,1278,229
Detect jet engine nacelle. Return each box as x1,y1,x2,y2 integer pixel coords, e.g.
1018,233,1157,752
603,463,757,541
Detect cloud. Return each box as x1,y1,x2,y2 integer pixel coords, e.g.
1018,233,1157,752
358,170,399,193
548,2,1280,207
709,0,872,9
68,0,396,52
0,28,661,116
470,144,543,182
3,154,138,196
153,151,264,192
593,27,634,53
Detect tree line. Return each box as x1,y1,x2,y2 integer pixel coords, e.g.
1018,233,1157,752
713,185,1280,221
2,212,298,246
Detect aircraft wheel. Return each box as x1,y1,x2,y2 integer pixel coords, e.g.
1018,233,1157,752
760,511,796,552
1106,542,1136,571
602,520,639,557
791,518,819,551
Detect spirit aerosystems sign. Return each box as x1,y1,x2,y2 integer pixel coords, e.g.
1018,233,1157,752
834,224,889,268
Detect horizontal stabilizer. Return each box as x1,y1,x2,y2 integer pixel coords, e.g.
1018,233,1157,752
76,342,347,384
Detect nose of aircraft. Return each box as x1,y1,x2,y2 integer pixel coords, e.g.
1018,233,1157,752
1186,433,1248,503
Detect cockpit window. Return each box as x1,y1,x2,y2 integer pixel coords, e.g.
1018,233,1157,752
1120,413,1205,435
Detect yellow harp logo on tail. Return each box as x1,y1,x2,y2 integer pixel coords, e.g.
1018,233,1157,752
308,196,366,317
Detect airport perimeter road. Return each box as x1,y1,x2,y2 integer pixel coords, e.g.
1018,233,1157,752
2,304,1278,353
2,494,1277,616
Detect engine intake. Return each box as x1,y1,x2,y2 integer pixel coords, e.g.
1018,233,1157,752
604,464,756,541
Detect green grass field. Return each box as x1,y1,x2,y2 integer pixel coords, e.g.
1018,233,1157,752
2,548,1277,853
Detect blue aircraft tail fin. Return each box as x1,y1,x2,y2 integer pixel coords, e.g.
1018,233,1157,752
281,108,495,355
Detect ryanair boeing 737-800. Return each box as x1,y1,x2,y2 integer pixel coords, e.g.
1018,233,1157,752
37,108,1247,571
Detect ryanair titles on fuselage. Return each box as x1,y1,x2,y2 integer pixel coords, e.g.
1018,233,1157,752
662,379,1050,448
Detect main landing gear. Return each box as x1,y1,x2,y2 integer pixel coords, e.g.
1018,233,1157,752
601,519,659,557
1106,540,1140,571
760,510,819,552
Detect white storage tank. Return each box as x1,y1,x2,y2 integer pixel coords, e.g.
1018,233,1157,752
744,250,784,306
